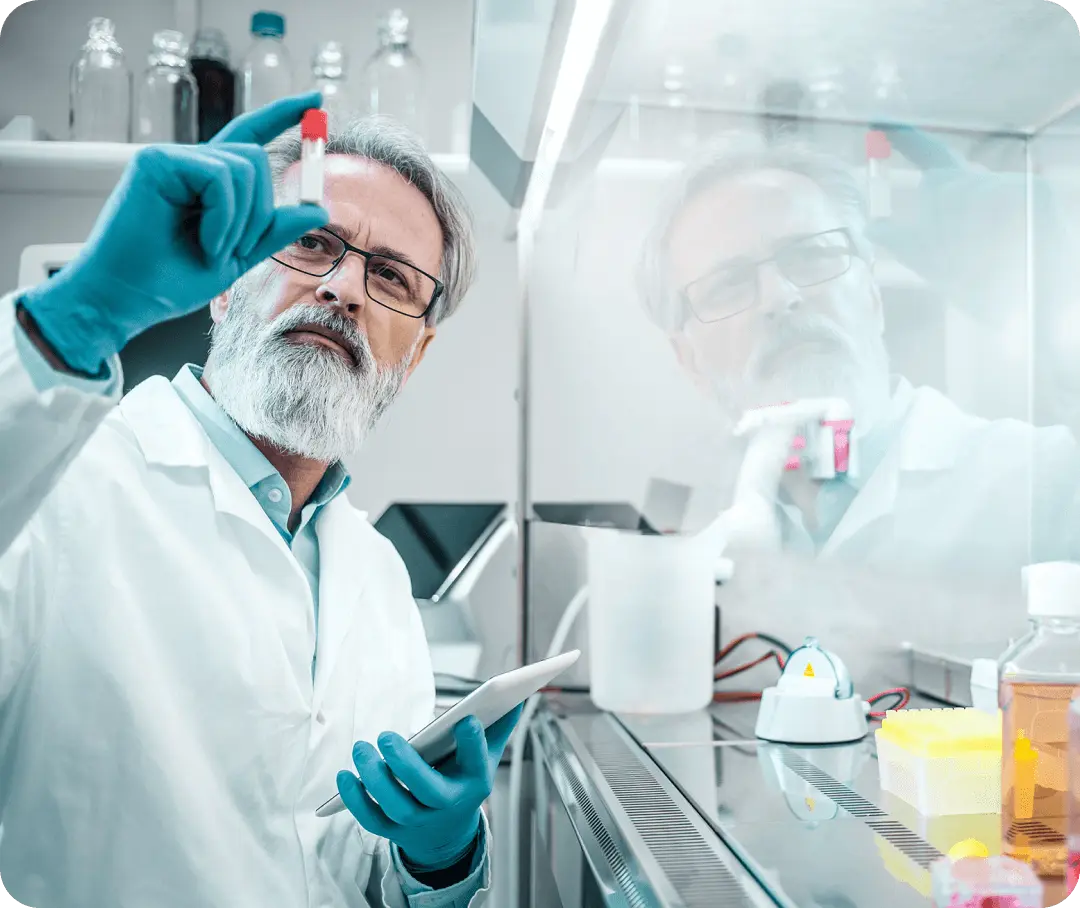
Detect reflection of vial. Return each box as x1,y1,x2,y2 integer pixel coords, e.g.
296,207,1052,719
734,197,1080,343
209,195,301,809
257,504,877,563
300,108,327,204
866,129,892,220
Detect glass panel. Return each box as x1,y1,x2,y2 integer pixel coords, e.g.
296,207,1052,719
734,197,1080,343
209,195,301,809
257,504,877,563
520,0,1080,730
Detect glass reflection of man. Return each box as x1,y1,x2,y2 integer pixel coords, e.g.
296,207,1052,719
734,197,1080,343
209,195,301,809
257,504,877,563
641,139,1078,576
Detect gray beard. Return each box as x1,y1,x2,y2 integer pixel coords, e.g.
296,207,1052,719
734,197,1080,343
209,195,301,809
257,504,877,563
205,298,416,462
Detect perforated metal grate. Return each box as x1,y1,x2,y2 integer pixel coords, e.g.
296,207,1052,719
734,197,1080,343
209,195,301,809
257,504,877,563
548,748,652,908
579,722,756,907
781,750,946,869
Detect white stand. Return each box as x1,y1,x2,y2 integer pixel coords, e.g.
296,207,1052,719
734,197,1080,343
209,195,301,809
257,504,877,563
755,685,869,744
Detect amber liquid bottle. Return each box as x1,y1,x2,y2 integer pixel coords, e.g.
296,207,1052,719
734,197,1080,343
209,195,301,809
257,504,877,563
1000,562,1080,895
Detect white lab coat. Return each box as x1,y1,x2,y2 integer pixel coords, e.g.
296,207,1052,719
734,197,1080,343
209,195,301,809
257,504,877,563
693,379,1080,690
0,298,480,908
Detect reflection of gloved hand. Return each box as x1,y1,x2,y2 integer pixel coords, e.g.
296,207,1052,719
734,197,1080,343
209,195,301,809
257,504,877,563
864,124,1023,300
338,706,523,872
866,124,1036,321
19,92,329,374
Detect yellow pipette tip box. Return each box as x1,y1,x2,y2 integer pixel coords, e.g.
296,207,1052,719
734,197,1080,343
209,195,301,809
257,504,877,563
876,708,1002,816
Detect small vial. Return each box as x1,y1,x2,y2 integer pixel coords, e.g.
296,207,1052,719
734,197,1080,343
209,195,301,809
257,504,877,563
866,129,893,220
299,108,328,204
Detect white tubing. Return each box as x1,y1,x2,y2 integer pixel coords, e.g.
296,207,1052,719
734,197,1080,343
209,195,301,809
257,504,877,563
506,585,588,908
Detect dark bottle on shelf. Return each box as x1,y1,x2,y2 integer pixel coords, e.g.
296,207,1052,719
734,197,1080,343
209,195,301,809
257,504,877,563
190,27,235,142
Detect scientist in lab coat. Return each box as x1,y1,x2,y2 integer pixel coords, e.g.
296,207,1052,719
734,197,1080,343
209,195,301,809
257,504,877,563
641,137,1079,579
0,93,518,908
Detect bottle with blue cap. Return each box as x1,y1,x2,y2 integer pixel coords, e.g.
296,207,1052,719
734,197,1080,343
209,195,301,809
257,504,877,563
241,11,293,112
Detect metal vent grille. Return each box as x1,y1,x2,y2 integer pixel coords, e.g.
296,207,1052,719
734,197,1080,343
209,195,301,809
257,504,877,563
781,750,945,869
549,748,652,908
1007,820,1065,845
580,723,755,906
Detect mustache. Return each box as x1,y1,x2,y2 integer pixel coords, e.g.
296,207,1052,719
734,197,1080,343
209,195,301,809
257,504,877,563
745,314,858,379
268,305,372,373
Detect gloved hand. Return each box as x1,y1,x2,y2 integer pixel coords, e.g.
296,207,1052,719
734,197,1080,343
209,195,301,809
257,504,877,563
866,123,1034,323
19,92,329,374
338,705,523,872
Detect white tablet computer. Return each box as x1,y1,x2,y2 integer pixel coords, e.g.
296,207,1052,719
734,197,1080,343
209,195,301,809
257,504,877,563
316,650,581,818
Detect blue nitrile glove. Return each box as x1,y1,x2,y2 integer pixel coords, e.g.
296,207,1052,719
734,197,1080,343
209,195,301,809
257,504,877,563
19,92,329,374
866,123,1035,321
338,705,524,872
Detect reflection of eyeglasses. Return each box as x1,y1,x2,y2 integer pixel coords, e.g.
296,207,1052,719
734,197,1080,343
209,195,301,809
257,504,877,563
681,228,861,324
271,227,444,320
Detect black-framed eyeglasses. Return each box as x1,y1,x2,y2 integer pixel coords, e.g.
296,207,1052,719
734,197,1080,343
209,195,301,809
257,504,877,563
271,227,444,320
681,228,861,325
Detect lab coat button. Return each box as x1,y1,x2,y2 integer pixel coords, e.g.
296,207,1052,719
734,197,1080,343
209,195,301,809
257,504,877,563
267,488,284,504
316,711,326,725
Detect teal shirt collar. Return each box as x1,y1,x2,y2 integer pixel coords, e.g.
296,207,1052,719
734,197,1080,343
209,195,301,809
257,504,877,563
171,364,351,535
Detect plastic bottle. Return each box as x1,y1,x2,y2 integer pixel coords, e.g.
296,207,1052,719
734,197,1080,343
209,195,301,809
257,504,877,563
70,17,131,142
134,30,199,144
190,27,235,142
1000,561,1080,882
311,41,351,120
241,12,293,113
363,9,426,141
1069,696,1080,895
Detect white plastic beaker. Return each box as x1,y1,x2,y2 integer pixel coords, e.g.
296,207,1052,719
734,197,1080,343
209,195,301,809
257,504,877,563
585,528,715,714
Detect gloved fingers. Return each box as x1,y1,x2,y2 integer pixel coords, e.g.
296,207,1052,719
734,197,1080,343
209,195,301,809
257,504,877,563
211,91,323,146
210,143,275,260
870,123,963,171
135,146,237,261
452,716,491,783
245,205,330,266
203,148,258,263
352,741,432,826
336,770,396,839
484,703,525,757
378,732,457,810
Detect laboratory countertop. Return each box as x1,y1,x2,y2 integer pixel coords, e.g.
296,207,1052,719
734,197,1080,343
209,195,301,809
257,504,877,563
530,695,1068,908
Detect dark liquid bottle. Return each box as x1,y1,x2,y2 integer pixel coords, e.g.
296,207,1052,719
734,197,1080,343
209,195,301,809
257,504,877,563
190,28,235,142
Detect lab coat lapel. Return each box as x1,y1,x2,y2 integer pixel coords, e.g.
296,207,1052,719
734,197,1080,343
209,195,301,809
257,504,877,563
820,384,973,558
311,496,367,712
119,376,295,557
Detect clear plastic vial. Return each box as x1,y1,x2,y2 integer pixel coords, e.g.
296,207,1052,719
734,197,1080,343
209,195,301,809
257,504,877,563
311,41,351,119
866,129,893,220
134,30,199,144
299,108,328,205
1000,562,1080,883
363,9,426,140
241,12,293,112
70,17,132,142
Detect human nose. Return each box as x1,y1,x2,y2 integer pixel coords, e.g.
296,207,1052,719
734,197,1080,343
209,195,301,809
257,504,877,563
756,260,802,318
315,251,368,316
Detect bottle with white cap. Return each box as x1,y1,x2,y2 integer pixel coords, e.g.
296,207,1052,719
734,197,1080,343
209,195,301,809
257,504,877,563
999,561,1080,885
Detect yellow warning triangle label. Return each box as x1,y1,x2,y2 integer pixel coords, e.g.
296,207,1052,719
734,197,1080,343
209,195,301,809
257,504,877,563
805,797,815,811
803,663,815,678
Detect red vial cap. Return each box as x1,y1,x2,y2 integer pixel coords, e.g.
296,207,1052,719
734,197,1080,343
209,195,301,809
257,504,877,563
866,129,891,160
301,108,328,141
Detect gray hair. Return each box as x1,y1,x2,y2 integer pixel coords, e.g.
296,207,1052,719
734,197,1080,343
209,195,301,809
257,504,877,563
265,115,477,324
640,136,871,332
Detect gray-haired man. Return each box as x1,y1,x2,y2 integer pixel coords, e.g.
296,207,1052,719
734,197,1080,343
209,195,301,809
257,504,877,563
0,93,508,908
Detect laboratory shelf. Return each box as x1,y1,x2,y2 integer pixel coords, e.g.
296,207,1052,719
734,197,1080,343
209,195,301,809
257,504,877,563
0,140,471,196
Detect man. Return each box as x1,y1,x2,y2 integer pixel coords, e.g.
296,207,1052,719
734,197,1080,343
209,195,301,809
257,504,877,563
641,136,1079,580
0,93,517,908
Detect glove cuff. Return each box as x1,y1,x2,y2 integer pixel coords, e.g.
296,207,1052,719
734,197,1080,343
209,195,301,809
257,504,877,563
20,269,125,375
400,816,482,874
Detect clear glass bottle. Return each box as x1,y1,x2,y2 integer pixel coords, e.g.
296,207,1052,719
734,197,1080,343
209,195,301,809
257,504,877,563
241,11,293,112
1000,562,1080,883
70,17,131,142
311,41,350,119
134,30,199,144
1069,696,1080,896
363,9,426,140
190,27,235,142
